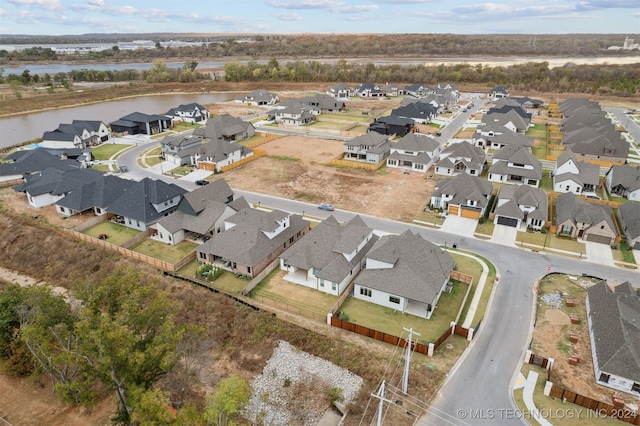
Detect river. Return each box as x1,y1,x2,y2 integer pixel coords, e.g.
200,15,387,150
0,92,239,149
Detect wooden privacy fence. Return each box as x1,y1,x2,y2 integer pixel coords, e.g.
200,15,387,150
244,133,278,148
219,149,265,172
329,281,355,317
450,270,473,285
331,317,431,355
330,317,471,356
66,229,195,273
527,352,552,371
549,384,640,425
329,154,385,170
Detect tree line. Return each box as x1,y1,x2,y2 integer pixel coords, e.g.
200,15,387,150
0,33,635,63
3,59,638,96
222,60,640,96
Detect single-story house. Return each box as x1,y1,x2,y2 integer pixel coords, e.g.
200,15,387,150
369,116,415,137
196,208,310,278
431,173,493,219
279,215,378,296
235,89,279,106
353,230,456,319
55,174,135,217
0,149,81,183
110,112,172,135
586,281,640,397
606,165,640,201
493,185,548,230
555,192,617,245
618,201,640,250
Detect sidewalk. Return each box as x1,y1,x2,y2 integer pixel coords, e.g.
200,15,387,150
443,249,490,329
521,370,553,426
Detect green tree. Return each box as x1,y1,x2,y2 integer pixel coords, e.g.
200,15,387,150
203,374,251,425
130,388,176,426
146,60,174,83
184,60,198,72
0,284,27,358
74,268,184,424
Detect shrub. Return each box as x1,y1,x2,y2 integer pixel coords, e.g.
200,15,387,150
328,387,344,404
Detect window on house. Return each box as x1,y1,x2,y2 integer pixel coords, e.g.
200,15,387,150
332,283,337,291
319,280,324,287
389,296,400,304
247,267,251,274
632,382,640,393
599,373,610,383
600,225,605,230
360,287,372,297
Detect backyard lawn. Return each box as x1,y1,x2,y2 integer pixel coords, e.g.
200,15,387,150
131,239,198,264
320,113,372,122
250,269,339,318
83,221,139,245
171,122,204,132
91,143,132,160
308,121,347,130
339,277,469,345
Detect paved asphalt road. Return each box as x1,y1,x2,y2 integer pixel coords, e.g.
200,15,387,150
116,105,640,426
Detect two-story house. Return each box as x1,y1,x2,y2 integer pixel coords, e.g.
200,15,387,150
553,149,600,195
431,173,493,219
343,133,391,165
493,184,548,230
165,103,210,123
605,165,640,200
279,215,378,296
434,141,486,177
488,145,542,187
386,133,440,173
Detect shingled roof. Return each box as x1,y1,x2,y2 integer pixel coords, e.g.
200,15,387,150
355,230,455,305
555,192,615,231
433,173,493,209
619,201,640,241
587,281,640,383
280,215,378,284
107,178,187,224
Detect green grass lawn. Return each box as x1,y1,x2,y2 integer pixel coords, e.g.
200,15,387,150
307,121,346,130
612,241,637,265
526,123,548,138
539,170,553,192
131,239,197,264
91,143,132,161
546,235,585,255
516,230,547,246
414,209,445,226
251,269,338,316
237,134,274,146
90,164,111,172
320,113,372,122
168,166,193,177
349,125,369,134
83,221,139,245
171,122,204,132
475,219,495,236
340,278,468,345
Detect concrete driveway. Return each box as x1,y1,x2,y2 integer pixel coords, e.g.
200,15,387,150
179,168,214,182
440,215,477,238
584,241,615,266
491,224,518,246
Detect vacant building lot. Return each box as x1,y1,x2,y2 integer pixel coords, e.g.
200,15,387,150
219,135,436,221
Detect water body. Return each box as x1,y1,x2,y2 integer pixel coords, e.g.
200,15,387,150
0,92,240,149
1,61,230,76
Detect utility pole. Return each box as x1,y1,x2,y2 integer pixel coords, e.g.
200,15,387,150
371,380,391,426
402,327,420,394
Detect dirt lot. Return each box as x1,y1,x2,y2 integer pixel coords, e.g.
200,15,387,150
530,274,640,406
217,134,435,222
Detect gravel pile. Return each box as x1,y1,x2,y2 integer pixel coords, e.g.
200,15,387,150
244,340,363,425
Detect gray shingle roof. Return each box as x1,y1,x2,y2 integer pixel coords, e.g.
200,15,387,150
344,132,390,147
555,192,615,231
394,133,439,153
587,281,640,382
107,177,187,224
355,230,455,305
496,185,547,221
608,165,640,193
280,215,378,284
619,201,640,240
489,146,542,180
56,175,135,212
0,149,81,177
197,209,308,266
437,141,486,172
433,174,493,208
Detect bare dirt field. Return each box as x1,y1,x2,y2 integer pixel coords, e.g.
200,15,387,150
217,134,435,221
530,275,640,407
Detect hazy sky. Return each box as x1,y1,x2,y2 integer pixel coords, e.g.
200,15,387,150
0,0,638,36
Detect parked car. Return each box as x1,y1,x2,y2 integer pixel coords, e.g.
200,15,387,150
435,132,442,137
195,179,209,186
584,193,601,200
318,203,334,211
119,165,128,173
